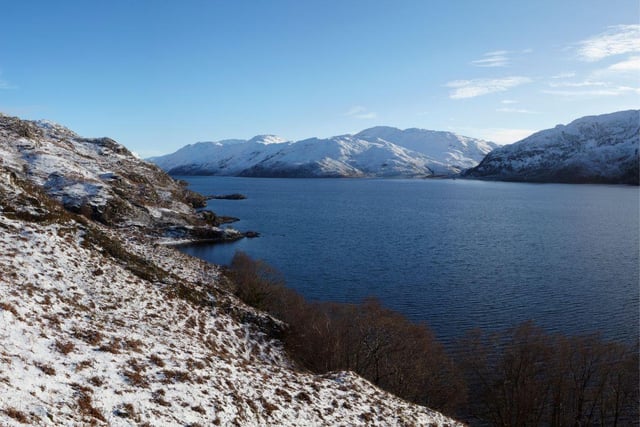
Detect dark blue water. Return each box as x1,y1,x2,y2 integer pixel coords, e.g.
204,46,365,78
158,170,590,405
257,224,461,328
179,177,639,347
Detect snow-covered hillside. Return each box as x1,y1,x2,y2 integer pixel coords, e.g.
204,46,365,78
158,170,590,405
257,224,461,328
0,114,462,426
0,115,244,242
148,127,496,177
465,110,640,184
356,126,498,172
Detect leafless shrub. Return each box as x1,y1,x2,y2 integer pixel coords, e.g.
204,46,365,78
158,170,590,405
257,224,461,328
149,354,165,367
191,405,206,414
77,392,105,422
260,398,278,416
114,403,138,421
4,407,28,423
34,362,56,376
98,337,122,354
186,358,205,370
295,391,311,404
54,339,75,355
75,360,93,371
123,359,148,387
124,339,144,352
228,252,465,413
160,369,190,384
73,328,103,346
275,387,291,402
89,376,103,387
457,322,639,426
0,302,19,317
152,389,171,407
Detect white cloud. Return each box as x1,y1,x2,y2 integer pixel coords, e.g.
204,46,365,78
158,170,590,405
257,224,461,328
576,24,640,61
501,99,518,104
496,107,539,114
471,50,509,67
551,72,576,79
345,106,377,119
607,56,640,73
446,76,532,99
548,80,608,88
542,86,640,97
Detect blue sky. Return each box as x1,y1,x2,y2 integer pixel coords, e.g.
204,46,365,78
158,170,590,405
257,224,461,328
1,0,638,156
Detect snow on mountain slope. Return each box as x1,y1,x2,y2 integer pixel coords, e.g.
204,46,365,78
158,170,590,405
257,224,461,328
0,115,462,426
356,126,498,172
149,127,496,177
464,110,640,184
239,136,439,177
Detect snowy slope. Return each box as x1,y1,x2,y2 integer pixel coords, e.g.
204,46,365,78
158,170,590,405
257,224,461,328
0,115,462,426
0,115,244,242
148,127,496,177
465,110,640,184
356,126,498,172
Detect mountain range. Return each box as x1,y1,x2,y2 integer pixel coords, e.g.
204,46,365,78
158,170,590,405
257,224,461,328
151,111,639,185
148,127,498,178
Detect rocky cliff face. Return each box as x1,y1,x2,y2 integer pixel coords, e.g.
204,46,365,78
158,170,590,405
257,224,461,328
464,110,639,185
0,115,461,426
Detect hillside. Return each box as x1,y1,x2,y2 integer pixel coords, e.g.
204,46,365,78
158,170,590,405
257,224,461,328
0,115,461,426
464,110,640,184
148,127,496,177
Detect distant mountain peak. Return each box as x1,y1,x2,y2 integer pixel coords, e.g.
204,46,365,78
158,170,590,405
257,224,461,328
247,134,289,145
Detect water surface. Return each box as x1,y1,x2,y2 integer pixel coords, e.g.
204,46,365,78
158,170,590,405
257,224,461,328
179,177,639,347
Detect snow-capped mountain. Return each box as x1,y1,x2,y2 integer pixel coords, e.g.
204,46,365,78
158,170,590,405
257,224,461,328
148,127,497,177
465,110,640,184
356,126,498,171
0,114,461,426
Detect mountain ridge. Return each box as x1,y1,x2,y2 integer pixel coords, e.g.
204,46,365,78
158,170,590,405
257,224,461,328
464,110,640,185
148,127,498,178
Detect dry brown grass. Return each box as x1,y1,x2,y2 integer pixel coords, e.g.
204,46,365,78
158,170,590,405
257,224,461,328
4,407,28,423
34,362,56,376
148,354,165,367
54,339,75,355
77,392,105,422
0,302,18,317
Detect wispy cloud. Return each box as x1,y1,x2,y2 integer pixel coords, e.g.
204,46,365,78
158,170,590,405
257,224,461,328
551,72,576,79
543,86,640,97
345,106,377,119
446,77,532,99
544,73,640,96
496,107,539,114
547,80,607,88
607,56,640,73
576,24,640,61
471,50,509,67
501,99,518,104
